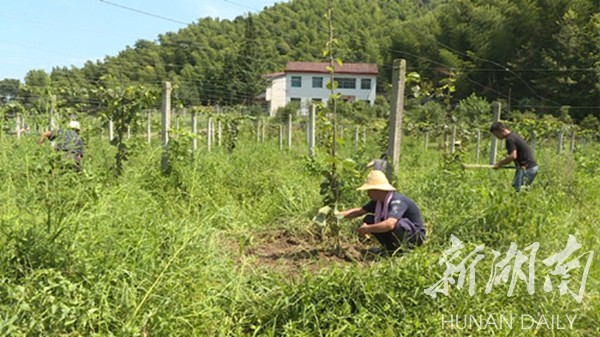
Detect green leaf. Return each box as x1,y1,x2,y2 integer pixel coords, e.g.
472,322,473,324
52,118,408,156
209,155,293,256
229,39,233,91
312,205,332,227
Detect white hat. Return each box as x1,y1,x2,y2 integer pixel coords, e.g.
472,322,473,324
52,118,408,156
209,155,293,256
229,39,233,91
68,121,81,130
357,170,396,191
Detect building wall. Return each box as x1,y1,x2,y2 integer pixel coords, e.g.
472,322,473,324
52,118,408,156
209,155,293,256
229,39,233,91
285,73,377,115
265,76,286,117
265,71,377,116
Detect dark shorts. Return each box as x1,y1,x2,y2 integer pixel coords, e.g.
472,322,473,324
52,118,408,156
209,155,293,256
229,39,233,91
363,215,425,251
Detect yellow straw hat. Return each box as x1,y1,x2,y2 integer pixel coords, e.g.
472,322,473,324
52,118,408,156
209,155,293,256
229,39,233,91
357,170,395,191
68,120,81,131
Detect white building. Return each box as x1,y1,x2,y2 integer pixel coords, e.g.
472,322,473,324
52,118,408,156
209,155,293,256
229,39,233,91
264,61,378,116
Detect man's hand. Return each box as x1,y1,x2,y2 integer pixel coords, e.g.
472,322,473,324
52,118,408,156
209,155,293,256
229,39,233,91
493,163,501,169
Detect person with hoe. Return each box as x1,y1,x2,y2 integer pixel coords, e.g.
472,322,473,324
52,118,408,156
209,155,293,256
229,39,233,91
366,152,390,179
489,122,539,192
38,120,84,172
366,153,388,172
338,170,426,254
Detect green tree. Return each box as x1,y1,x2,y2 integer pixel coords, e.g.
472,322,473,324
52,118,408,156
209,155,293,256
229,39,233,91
539,7,600,121
19,70,52,114
97,84,158,175
0,79,21,104
233,14,269,107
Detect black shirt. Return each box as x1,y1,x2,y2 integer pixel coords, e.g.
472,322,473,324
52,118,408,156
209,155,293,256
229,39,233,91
505,132,537,169
362,192,425,231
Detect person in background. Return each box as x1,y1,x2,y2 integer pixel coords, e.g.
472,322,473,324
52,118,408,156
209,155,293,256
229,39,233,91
366,153,387,171
489,122,539,192
366,153,390,179
38,120,84,172
338,170,426,254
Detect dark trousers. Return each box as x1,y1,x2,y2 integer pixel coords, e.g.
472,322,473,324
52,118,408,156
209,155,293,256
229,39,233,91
363,215,425,251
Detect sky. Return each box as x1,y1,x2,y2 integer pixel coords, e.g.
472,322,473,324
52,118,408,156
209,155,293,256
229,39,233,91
0,0,286,81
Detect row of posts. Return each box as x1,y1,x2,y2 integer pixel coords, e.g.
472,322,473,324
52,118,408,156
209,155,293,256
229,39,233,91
421,102,581,162
152,85,369,158
10,108,586,161
9,76,587,164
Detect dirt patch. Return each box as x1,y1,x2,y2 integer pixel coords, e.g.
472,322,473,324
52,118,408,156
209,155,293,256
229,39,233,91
224,229,384,276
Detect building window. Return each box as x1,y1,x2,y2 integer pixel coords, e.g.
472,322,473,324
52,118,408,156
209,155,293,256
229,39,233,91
312,77,323,88
290,97,301,102
291,76,302,88
336,78,356,89
312,98,322,102
361,78,371,90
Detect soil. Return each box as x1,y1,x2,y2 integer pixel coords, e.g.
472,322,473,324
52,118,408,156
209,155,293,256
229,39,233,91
224,229,385,276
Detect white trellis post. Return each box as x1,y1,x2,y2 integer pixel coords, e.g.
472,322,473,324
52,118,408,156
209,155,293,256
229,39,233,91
569,129,575,153
557,130,564,154
489,102,501,164
161,82,172,148
211,118,215,145
308,105,316,157
475,130,481,163
256,120,261,142
217,120,222,147
287,113,292,149
279,124,283,150
161,81,172,173
450,125,456,153
146,110,152,144
49,95,57,130
109,120,114,142
207,117,213,152
15,114,21,139
191,109,197,152
444,133,449,151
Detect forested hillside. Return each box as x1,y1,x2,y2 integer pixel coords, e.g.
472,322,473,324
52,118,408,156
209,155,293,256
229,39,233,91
1,0,599,121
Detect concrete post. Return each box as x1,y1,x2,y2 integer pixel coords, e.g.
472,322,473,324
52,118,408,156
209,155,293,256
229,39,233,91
489,102,501,164
191,109,197,152
475,130,481,163
161,81,172,172
161,82,172,148
387,59,406,176
308,105,316,157
287,113,292,148
146,110,152,144
207,117,213,152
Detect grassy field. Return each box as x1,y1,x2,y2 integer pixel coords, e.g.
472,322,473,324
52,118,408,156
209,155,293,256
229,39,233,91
0,127,598,336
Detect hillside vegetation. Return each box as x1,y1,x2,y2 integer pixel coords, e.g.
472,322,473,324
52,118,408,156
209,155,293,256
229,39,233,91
1,0,598,121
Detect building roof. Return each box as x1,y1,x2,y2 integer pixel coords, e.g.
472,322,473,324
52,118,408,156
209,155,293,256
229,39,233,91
285,61,378,75
265,71,285,79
